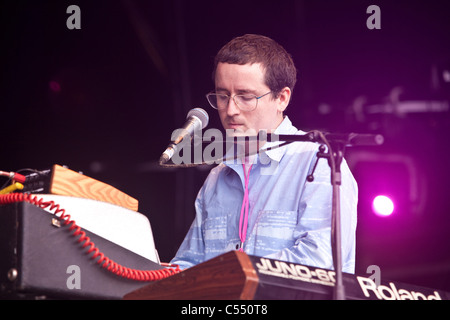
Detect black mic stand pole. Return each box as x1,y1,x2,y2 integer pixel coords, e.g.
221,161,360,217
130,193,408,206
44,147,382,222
308,134,346,300
328,139,345,300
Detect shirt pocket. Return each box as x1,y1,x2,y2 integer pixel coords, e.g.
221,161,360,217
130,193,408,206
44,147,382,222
202,216,228,241
252,210,299,249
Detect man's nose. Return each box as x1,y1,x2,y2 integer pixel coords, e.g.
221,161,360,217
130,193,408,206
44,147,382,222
226,96,240,117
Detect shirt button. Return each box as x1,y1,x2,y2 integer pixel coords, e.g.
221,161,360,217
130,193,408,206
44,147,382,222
236,243,240,250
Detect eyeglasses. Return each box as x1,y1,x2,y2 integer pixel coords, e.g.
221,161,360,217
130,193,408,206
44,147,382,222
206,91,272,112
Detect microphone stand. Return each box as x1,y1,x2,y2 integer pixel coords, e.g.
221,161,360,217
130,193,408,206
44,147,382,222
267,131,383,300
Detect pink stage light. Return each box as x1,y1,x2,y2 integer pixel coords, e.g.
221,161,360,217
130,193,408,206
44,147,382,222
372,195,394,217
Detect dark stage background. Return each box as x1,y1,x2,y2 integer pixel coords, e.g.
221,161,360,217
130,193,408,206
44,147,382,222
1,0,449,293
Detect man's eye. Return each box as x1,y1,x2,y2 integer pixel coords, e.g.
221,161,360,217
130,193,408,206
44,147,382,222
217,95,229,102
239,95,255,102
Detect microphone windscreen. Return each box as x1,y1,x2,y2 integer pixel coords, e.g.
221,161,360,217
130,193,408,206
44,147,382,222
187,108,209,129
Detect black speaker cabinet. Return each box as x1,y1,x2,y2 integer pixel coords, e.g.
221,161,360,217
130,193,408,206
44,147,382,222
0,201,163,299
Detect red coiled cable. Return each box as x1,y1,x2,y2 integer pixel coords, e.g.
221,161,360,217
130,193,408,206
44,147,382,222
0,193,181,282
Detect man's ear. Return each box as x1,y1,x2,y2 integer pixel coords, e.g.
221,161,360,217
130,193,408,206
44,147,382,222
276,87,292,113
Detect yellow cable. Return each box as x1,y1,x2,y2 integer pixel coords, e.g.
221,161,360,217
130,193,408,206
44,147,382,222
0,182,24,194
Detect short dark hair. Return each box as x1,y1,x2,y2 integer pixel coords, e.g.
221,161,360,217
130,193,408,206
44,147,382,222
212,34,297,97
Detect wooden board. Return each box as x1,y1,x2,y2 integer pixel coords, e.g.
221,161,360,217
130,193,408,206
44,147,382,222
49,164,139,211
123,251,259,300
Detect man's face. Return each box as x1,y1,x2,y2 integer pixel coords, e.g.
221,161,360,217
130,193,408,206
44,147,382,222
214,62,290,134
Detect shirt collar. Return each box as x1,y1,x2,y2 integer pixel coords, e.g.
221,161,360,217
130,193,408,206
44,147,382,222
259,116,299,164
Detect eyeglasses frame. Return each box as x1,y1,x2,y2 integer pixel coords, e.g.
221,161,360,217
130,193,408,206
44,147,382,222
206,91,272,112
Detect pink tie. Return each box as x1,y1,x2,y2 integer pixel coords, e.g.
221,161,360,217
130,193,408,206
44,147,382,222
238,163,253,252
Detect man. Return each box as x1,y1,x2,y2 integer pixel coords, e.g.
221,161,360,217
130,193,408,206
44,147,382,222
170,34,358,273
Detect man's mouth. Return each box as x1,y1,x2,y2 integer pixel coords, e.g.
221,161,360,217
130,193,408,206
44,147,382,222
228,123,243,129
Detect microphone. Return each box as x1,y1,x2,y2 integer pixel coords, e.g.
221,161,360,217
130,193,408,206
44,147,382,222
159,108,209,164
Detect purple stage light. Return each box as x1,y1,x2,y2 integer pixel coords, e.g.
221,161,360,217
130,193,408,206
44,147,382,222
372,195,394,217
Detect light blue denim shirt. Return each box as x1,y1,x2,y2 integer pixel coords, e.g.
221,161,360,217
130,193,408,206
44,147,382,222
170,116,358,273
